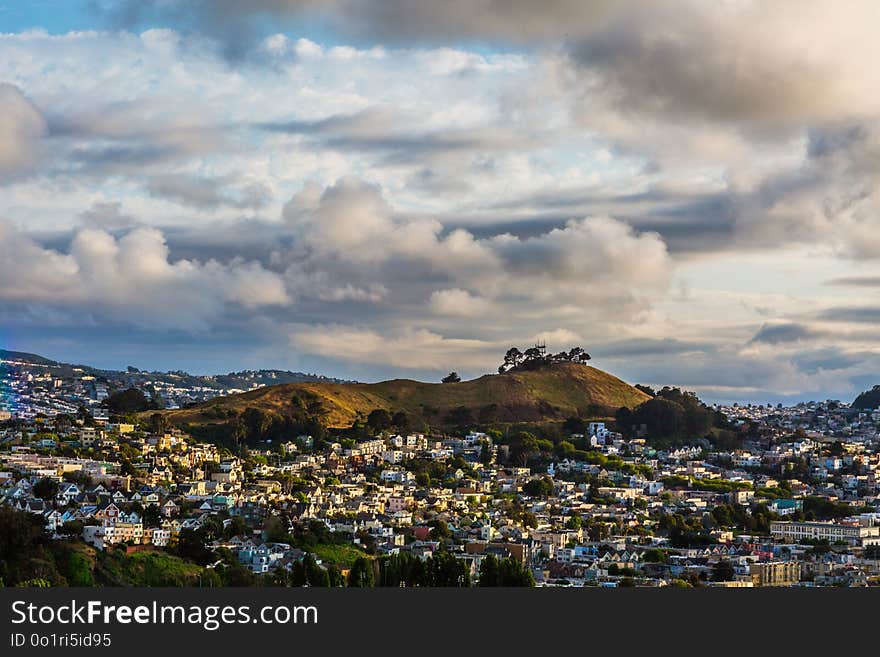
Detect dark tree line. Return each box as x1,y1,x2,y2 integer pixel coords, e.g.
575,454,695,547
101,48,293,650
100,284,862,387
478,554,535,586
377,551,470,587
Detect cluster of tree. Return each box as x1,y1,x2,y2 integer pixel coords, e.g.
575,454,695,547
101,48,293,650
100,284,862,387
615,386,728,445
364,408,410,433
498,346,591,373
283,554,343,587
441,371,461,383
661,475,752,495
0,505,70,586
710,503,773,534
104,388,157,415
198,394,329,451
477,554,535,586
802,496,872,520
656,512,717,548
522,476,555,498
377,551,470,587
711,559,736,582
501,431,552,466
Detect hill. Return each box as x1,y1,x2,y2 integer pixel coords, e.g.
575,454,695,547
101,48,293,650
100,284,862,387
0,349,59,366
853,385,880,410
157,362,651,435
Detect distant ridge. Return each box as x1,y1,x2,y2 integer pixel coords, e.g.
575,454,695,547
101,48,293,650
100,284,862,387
0,349,354,387
0,349,59,366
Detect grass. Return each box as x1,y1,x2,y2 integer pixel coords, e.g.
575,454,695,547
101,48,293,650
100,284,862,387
158,362,651,430
96,549,204,586
311,543,370,567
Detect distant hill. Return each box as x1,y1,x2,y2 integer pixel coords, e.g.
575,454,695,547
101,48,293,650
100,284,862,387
853,385,880,410
0,349,351,389
0,349,59,366
158,362,651,433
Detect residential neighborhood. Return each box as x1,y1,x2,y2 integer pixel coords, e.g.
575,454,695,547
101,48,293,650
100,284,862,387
3,372,880,588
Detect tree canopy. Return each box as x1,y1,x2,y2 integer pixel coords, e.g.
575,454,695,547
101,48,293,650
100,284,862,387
498,345,591,373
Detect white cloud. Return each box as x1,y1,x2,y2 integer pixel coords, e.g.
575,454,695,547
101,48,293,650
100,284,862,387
429,289,491,317
0,220,289,330
289,325,496,370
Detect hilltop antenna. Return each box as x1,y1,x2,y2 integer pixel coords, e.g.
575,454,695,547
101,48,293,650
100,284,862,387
535,342,546,358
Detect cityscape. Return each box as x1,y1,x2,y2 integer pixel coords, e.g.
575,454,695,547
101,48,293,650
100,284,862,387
2,0,880,606
2,348,880,588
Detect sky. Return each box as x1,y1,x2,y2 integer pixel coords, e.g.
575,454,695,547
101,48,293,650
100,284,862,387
1,0,880,404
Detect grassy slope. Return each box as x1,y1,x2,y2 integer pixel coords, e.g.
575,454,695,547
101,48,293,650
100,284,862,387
161,363,650,430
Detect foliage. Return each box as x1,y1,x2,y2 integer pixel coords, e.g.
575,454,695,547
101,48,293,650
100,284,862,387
105,388,157,415
33,477,59,500
378,551,470,587
347,557,375,587
522,477,555,498
498,345,591,373
478,554,534,586
367,409,392,432
617,386,726,445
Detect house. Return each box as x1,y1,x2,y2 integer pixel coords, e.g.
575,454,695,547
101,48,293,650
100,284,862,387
161,499,179,517
769,499,803,516
56,482,81,504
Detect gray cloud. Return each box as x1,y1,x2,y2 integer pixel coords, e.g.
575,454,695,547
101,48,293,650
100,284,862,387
826,276,880,288
77,201,138,230
0,83,47,178
261,107,533,163
818,307,880,324
750,323,823,345
594,338,714,359
146,174,272,210
109,3,880,130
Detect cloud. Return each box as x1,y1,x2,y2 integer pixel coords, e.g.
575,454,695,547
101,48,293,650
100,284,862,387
561,3,880,131
825,276,880,288
106,1,622,54
727,122,880,259
818,306,880,324
0,220,289,330
145,174,271,210
289,325,495,370
749,323,823,345
0,84,47,177
109,3,880,128
594,337,712,358
429,289,491,317
278,177,672,314
261,106,533,164
77,201,138,229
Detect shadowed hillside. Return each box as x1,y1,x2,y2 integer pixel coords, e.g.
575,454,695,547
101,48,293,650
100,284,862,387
156,363,650,434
